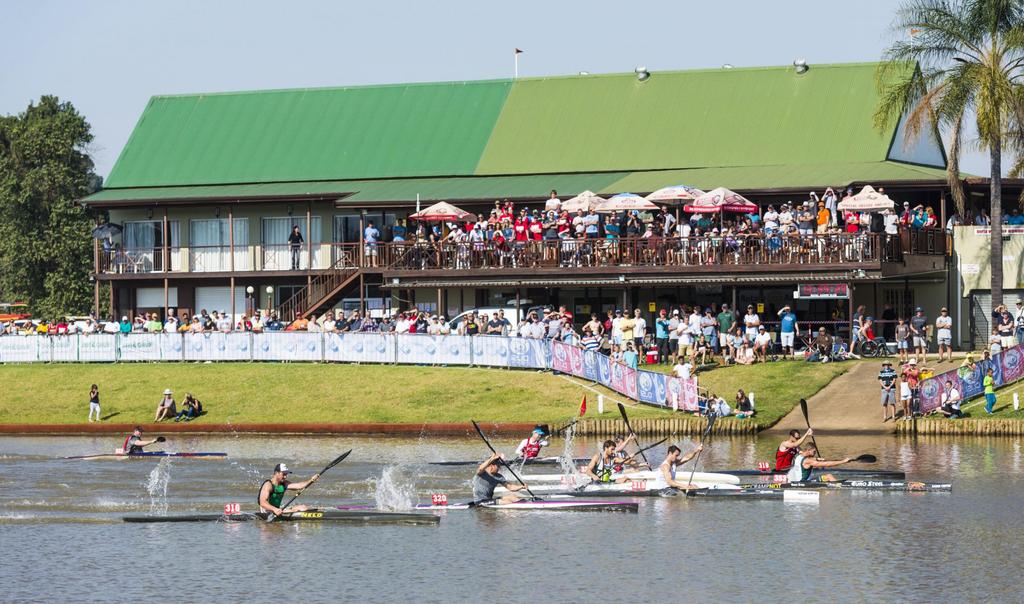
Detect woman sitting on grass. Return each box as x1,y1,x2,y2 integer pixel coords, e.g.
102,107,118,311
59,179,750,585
734,389,755,419
174,393,204,422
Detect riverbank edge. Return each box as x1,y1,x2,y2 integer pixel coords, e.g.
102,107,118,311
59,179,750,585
893,418,1024,436
0,422,538,436
0,417,763,437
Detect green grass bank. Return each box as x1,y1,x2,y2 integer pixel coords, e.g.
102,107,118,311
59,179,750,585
0,362,846,429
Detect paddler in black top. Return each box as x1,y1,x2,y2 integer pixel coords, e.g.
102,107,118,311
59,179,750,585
121,426,164,454
472,453,527,504
258,463,321,516
585,440,632,484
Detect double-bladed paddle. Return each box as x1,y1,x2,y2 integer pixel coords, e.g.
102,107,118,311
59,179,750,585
617,402,651,467
471,420,537,499
799,398,822,458
686,413,717,489
267,449,352,522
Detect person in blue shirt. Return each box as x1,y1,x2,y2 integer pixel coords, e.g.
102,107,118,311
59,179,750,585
622,341,639,369
654,309,671,364
119,316,131,334
777,305,800,359
364,221,381,267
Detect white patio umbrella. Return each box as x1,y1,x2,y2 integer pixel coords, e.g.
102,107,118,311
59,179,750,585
837,185,895,211
561,190,606,213
645,185,706,205
594,193,659,214
684,187,757,214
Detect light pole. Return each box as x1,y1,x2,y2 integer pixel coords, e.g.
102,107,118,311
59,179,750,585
246,285,255,316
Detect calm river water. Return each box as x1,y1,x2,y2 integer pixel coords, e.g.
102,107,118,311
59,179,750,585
1,433,1020,603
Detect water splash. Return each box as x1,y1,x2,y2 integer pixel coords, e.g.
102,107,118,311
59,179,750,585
146,458,172,515
373,465,415,511
558,423,581,477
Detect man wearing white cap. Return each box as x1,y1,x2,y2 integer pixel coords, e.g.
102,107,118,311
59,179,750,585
258,463,321,516
154,388,177,422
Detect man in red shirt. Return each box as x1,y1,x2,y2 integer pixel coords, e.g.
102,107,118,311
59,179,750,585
775,428,813,471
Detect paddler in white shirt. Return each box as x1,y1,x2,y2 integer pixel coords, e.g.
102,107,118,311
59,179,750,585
515,426,549,460
659,444,704,490
786,446,855,483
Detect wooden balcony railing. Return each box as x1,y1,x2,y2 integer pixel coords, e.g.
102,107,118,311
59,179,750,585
96,230,945,276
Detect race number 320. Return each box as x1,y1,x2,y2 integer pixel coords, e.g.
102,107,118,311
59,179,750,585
431,493,448,506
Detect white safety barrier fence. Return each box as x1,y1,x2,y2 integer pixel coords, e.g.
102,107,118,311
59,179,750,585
0,333,699,409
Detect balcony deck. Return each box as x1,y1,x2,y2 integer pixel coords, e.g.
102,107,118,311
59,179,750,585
95,230,947,281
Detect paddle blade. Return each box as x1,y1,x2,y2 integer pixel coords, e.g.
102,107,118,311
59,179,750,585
704,413,717,437
852,454,878,464
799,398,810,427
323,449,353,472
156,436,166,443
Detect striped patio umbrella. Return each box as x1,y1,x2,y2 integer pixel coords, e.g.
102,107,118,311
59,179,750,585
594,193,659,214
561,190,606,212
684,187,757,214
408,201,474,221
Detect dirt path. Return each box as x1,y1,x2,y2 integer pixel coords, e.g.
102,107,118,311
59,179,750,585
769,357,963,434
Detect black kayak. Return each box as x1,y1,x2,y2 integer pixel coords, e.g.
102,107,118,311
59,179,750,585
745,480,951,492
122,509,440,525
429,456,588,467
686,488,784,500
716,467,905,479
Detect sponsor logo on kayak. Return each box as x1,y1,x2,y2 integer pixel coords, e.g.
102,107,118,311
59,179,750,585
293,512,323,518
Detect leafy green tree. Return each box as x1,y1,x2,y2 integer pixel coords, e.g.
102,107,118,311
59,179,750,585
875,0,1024,307
0,96,99,317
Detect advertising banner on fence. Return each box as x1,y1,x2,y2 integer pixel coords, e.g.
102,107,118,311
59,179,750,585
325,333,394,364
118,334,165,361
394,334,473,366
49,335,78,362
637,370,668,406
0,337,40,363
666,376,698,411
472,336,511,367
507,337,549,369
183,333,251,361
252,332,322,361
551,341,584,376
78,334,117,362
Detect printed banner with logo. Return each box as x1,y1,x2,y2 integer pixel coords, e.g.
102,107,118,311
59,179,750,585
183,333,252,361
0,337,41,362
551,341,584,375
472,336,512,367
666,376,699,411
918,346,1019,414
117,334,166,361
324,333,394,363
77,334,118,362
637,370,668,406
252,332,322,361
507,337,549,369
394,334,473,366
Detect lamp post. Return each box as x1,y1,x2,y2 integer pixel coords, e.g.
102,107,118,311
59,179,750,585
265,285,274,313
246,285,254,315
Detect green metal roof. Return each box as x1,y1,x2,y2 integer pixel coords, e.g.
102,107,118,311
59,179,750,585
475,63,904,175
84,161,948,207
91,62,948,203
105,80,512,188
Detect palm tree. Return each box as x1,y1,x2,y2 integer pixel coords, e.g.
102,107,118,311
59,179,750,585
875,0,1024,308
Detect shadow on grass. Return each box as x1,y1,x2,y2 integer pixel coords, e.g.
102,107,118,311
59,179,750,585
100,412,121,421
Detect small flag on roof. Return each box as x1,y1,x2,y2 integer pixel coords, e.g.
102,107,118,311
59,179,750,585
514,48,523,54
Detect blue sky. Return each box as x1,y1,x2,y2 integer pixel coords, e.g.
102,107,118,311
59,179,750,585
1,0,989,179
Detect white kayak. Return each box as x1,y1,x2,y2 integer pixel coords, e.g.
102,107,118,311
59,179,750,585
519,471,740,486
494,478,739,497
415,499,638,512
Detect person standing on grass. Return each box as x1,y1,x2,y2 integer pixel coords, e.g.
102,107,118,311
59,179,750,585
1015,299,1024,346
655,309,670,364
632,309,647,359
878,361,898,422
984,368,997,415
910,307,929,362
935,308,953,362
623,341,639,369
777,305,799,359
717,304,735,358
899,359,920,421
743,305,760,340
895,318,911,364
88,384,101,422
667,309,681,362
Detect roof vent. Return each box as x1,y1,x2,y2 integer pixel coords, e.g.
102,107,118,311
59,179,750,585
793,59,809,74
635,66,650,82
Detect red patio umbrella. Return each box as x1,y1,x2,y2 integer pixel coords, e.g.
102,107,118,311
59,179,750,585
407,201,474,222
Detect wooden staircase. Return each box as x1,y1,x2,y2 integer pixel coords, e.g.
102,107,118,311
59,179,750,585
278,262,361,321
